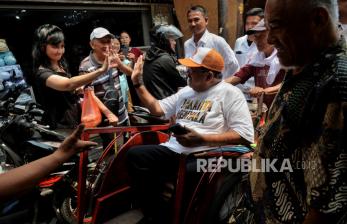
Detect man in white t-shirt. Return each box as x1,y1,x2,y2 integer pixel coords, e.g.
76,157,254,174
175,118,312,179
126,47,254,223
184,5,239,79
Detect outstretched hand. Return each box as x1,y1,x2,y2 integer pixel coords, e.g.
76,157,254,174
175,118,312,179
0,124,97,200
127,52,136,62
109,48,121,68
249,87,265,97
99,49,118,73
174,127,204,147
131,55,144,84
56,124,97,160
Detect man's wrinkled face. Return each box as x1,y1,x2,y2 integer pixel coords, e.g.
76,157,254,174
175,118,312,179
265,0,312,68
187,11,208,36
90,37,112,59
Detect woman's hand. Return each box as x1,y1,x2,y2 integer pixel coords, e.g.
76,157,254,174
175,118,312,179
118,53,126,61
99,55,110,73
99,50,118,73
127,52,136,62
110,50,122,68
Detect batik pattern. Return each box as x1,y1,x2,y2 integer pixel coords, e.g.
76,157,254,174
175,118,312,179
256,39,347,223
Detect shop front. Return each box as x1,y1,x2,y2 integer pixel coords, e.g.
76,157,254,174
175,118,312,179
0,0,174,78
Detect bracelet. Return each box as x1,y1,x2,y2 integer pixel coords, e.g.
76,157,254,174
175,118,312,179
133,83,143,89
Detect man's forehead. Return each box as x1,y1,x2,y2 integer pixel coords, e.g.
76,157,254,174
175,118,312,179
265,0,292,24
265,0,287,16
188,11,205,18
265,0,308,24
246,15,261,22
94,37,111,42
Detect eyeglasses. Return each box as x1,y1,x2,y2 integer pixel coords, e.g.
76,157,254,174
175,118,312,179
187,67,210,74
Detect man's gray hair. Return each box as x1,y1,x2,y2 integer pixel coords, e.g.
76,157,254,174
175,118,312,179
309,0,339,22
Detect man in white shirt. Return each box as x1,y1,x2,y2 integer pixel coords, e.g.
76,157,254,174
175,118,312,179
184,5,239,79
126,47,254,223
234,8,264,100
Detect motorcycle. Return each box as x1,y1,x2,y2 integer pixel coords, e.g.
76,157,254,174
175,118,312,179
0,98,81,223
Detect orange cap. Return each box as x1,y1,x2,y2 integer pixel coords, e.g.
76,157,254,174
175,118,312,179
178,47,224,73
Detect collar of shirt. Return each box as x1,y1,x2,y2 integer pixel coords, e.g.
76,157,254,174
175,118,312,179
189,29,210,48
89,51,102,67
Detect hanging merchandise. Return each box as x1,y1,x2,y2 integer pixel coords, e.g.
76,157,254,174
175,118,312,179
81,88,102,128
92,91,118,127
0,39,26,100
0,39,9,52
0,39,17,66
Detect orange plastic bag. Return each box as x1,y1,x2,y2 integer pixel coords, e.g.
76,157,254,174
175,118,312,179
81,88,102,128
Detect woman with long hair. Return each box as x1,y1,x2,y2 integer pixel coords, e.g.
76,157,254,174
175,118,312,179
31,24,113,129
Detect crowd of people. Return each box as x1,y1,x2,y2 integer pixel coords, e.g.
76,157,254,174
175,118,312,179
1,1,347,223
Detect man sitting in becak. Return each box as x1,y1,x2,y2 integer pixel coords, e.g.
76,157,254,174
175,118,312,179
126,47,254,223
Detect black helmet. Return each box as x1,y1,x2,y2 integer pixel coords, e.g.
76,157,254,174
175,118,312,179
150,24,183,53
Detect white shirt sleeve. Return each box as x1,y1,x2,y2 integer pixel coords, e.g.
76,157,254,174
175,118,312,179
214,36,240,79
223,87,254,143
234,37,243,51
158,91,180,119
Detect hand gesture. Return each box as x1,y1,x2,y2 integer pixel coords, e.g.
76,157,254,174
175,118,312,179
99,55,110,73
127,52,136,62
56,124,97,160
110,47,123,65
99,48,117,73
118,53,126,61
131,55,144,84
249,87,265,97
174,127,204,147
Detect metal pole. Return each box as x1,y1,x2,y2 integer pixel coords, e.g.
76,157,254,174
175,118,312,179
218,0,229,39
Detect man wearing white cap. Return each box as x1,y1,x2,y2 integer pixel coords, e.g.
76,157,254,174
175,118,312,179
126,47,254,223
226,19,285,108
79,27,128,125
79,27,128,147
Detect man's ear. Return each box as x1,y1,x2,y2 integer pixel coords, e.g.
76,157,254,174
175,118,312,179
206,71,214,81
89,40,95,50
205,16,209,25
311,7,330,29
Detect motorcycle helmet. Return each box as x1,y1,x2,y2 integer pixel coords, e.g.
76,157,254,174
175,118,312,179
150,24,183,53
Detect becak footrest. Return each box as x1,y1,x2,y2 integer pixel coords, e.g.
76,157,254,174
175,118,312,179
193,145,252,158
